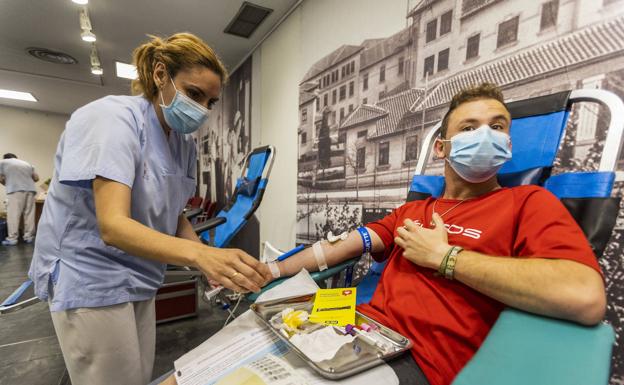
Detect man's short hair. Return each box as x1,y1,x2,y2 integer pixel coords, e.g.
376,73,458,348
3,153,17,159
440,83,508,138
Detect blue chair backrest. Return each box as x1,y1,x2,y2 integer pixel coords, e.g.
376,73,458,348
200,146,273,247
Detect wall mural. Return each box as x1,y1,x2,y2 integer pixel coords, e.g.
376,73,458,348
196,57,252,212
295,1,624,383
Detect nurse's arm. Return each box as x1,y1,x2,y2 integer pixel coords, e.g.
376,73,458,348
93,177,271,293
275,228,385,278
176,214,201,242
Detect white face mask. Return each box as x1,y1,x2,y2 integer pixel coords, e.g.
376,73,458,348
440,124,512,183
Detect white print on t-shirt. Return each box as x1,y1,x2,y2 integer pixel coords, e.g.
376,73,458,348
411,220,482,240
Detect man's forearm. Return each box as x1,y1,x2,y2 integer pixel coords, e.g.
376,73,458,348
278,228,384,277
454,251,606,325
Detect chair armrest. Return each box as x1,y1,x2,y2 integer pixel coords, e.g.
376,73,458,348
452,308,615,385
184,207,204,220
193,217,227,234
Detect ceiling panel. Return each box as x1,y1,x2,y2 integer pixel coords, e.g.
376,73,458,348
0,0,298,115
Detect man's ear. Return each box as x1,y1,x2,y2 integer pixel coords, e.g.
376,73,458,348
433,138,446,159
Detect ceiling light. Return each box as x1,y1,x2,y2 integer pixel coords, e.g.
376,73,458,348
0,89,37,102
81,30,96,42
90,44,102,75
115,61,137,80
72,0,89,4
78,8,93,29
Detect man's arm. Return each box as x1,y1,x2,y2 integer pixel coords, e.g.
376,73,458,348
396,214,606,325
276,229,385,277
452,251,605,325
32,171,39,182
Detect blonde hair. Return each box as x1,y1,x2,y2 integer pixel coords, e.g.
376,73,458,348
131,32,228,98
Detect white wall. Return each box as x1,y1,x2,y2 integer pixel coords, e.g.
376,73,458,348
256,7,303,250
255,0,411,249
0,105,67,211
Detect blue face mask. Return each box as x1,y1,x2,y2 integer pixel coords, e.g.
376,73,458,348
159,77,209,134
441,124,512,183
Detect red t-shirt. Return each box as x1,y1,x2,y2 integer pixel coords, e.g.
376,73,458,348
357,185,601,385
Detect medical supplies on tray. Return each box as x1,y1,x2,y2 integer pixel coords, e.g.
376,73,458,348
267,289,396,364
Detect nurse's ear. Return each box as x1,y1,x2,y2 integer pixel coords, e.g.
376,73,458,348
152,62,168,89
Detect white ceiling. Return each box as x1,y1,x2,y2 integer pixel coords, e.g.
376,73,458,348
0,0,299,115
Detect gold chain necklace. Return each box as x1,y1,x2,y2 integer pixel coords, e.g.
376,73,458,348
430,198,467,226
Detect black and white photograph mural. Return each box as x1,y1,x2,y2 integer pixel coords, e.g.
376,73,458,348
197,57,252,211
296,1,624,383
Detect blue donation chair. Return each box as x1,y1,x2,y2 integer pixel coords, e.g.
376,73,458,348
190,145,276,247
401,89,622,385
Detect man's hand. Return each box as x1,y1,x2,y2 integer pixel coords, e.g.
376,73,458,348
395,213,451,270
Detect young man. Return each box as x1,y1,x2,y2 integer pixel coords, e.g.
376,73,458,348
0,153,39,246
269,83,605,385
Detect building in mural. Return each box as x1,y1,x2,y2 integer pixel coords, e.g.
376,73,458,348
296,1,624,382
297,0,624,238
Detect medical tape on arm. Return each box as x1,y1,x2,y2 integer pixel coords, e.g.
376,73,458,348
312,241,328,271
268,261,281,279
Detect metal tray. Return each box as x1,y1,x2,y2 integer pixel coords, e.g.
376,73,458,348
250,293,412,380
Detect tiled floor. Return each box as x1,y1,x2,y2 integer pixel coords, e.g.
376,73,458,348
0,243,247,385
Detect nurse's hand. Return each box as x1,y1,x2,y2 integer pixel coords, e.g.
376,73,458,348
195,247,272,293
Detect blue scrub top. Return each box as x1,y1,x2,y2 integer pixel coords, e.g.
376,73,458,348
29,95,197,312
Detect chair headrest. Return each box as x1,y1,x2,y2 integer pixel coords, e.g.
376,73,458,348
500,91,571,175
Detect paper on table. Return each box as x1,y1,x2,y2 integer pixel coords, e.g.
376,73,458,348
215,354,309,385
255,269,319,303
175,325,288,385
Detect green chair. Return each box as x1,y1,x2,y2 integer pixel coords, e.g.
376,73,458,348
452,308,615,385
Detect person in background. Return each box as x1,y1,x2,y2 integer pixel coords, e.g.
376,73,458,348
28,33,271,385
0,153,39,246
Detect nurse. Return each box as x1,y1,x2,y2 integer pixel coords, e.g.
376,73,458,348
28,33,271,385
